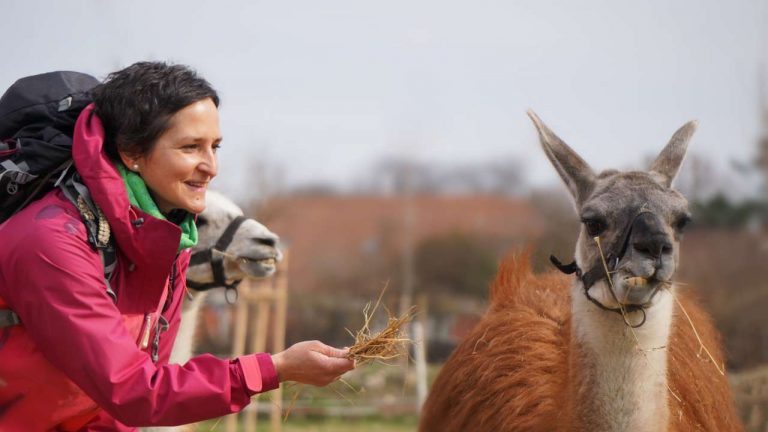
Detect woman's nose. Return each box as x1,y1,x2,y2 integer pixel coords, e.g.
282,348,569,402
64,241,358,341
199,148,218,177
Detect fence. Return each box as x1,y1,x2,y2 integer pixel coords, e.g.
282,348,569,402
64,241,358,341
732,364,768,432
223,252,289,432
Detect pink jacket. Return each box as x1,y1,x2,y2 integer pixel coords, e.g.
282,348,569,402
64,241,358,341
0,106,278,431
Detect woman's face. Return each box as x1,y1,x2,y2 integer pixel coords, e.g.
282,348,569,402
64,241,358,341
127,98,221,214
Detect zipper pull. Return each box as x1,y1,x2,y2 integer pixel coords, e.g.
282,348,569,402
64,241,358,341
151,315,170,363
140,313,152,349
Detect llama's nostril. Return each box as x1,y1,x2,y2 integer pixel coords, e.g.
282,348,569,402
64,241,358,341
633,242,649,256
632,239,672,258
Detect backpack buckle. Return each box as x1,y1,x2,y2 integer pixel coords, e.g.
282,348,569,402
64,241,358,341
58,96,73,112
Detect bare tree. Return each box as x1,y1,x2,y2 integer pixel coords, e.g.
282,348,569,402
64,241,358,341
363,155,526,195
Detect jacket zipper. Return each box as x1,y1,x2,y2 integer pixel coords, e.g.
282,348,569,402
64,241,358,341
139,260,176,354
149,260,177,362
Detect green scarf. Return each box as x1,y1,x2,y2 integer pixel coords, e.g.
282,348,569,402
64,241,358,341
117,163,198,251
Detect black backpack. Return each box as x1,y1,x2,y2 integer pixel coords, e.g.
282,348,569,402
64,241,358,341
0,71,99,222
0,71,117,327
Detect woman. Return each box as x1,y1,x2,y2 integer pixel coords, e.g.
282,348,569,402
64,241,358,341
0,62,354,430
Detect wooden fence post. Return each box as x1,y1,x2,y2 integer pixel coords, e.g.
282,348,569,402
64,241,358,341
270,251,289,431
231,251,289,432
226,278,251,432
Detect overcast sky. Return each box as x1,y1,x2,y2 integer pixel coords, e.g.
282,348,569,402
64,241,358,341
2,0,766,201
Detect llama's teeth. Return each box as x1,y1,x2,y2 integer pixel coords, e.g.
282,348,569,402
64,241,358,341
625,276,648,288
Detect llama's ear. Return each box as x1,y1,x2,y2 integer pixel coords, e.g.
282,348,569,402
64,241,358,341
527,110,596,205
649,120,697,188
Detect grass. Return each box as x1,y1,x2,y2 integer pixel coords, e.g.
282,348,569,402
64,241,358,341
199,416,418,432
193,363,438,431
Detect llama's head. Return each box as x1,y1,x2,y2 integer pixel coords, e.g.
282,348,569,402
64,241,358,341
529,111,695,315
186,190,282,290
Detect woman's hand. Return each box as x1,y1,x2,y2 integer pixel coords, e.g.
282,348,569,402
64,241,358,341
271,340,355,386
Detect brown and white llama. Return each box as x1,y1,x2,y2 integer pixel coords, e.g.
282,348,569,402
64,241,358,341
171,190,282,365
419,113,742,431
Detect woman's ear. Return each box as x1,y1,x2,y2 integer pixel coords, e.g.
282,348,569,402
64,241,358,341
117,150,141,172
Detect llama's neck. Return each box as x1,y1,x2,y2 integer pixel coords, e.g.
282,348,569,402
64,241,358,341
169,291,209,365
569,282,675,432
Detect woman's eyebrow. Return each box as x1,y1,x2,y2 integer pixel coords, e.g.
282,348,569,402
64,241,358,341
178,136,224,143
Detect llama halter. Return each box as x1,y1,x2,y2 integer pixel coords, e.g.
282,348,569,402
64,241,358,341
550,209,666,328
187,215,248,302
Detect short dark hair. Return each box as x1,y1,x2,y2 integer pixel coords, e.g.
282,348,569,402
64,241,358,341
91,61,220,161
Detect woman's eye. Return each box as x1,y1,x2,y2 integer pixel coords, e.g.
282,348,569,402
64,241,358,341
583,219,605,237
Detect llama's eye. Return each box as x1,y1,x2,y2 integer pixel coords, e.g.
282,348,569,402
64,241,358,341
196,216,208,227
675,214,692,232
582,219,605,237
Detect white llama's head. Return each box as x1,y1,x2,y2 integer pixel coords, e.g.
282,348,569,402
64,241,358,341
186,190,282,289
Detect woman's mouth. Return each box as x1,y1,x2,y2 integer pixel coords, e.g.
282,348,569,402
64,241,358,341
184,181,208,192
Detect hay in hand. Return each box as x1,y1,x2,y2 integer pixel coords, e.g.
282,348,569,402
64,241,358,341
280,288,416,422
346,288,415,366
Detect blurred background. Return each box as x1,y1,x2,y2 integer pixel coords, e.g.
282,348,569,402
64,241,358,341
3,0,767,430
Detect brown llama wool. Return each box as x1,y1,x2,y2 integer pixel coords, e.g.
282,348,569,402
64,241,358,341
420,254,740,431
420,112,742,432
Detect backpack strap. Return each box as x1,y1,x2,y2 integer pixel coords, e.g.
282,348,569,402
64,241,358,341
59,173,117,302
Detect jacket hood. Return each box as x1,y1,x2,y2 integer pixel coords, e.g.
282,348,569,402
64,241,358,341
72,105,182,303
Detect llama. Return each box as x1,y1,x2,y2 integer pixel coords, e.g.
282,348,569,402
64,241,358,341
419,113,742,432
171,190,282,365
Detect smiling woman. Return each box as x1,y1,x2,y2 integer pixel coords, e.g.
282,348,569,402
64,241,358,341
93,62,222,216
0,62,355,431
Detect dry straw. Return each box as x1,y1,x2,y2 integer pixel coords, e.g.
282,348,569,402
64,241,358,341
346,286,416,365
280,286,416,422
